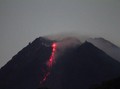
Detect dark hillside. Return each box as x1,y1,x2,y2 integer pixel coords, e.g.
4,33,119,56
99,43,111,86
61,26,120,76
42,42,120,89
0,37,53,89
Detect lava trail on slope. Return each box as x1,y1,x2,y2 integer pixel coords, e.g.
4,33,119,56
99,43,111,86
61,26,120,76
40,43,57,84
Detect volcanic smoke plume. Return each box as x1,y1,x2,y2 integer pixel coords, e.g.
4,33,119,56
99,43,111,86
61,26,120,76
40,37,81,84
1,36,120,89
49,37,81,59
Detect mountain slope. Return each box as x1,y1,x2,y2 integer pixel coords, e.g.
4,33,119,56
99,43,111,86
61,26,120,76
1,37,120,89
42,42,120,89
0,37,53,89
87,38,120,62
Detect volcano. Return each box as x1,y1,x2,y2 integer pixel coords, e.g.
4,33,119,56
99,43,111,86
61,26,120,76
0,37,120,89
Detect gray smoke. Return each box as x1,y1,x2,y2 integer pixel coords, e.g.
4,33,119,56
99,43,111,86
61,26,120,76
45,35,81,62
46,33,120,63
45,32,90,43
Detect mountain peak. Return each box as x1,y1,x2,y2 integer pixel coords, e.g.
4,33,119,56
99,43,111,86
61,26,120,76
0,37,120,89
87,37,120,62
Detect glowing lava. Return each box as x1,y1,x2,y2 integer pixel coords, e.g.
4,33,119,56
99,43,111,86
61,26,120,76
40,43,57,84
47,43,57,68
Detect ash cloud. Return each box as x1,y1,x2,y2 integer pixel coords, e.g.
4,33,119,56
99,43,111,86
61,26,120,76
45,32,90,42
56,37,81,51
45,34,82,62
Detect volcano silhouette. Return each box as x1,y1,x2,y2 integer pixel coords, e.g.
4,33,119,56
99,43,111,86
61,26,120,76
0,37,120,89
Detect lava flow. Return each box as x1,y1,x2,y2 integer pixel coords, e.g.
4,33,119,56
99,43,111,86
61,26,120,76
40,42,57,84
47,43,57,68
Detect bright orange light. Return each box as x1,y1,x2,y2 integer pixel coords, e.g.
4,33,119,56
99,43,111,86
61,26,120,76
52,43,57,48
40,42,57,84
47,43,57,68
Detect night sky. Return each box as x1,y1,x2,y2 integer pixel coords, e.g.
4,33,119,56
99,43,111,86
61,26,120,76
0,0,120,67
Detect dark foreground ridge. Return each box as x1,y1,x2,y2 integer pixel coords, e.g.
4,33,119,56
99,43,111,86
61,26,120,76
0,37,120,89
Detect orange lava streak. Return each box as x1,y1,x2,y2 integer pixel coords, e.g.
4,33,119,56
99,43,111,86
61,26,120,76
40,72,50,84
40,43,57,84
47,43,57,68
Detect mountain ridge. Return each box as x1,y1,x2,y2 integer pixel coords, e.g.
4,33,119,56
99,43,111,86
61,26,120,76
0,37,120,89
